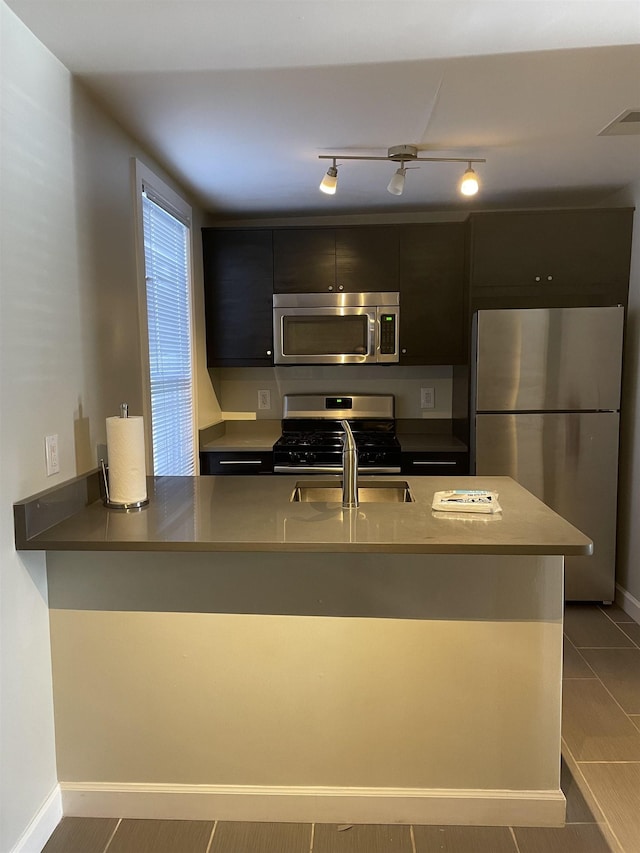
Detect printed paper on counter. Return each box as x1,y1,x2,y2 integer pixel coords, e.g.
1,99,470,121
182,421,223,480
432,489,502,514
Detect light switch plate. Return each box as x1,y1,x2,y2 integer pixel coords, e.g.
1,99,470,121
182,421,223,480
45,434,60,475
258,389,271,410
420,387,435,409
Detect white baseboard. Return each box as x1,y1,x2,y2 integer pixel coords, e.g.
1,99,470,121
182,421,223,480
11,785,62,853
61,782,565,827
615,583,640,623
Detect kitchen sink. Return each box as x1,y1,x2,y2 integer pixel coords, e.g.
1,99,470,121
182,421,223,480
290,479,413,503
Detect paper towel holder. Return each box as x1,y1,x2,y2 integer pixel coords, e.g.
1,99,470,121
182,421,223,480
101,402,150,511
100,459,149,511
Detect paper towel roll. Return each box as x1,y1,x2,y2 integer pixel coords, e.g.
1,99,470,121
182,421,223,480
106,415,147,504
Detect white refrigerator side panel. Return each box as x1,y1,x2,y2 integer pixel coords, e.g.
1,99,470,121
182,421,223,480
475,412,619,601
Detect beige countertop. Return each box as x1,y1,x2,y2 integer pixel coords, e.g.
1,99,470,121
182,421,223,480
200,420,282,452
199,421,468,454
15,474,592,555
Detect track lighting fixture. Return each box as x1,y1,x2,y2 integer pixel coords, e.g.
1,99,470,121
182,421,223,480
318,145,485,199
459,163,480,196
387,166,407,196
319,159,338,195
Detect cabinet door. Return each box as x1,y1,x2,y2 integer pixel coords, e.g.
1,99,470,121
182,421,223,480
335,226,399,292
398,223,467,364
273,229,336,292
470,209,633,306
202,229,274,366
273,226,400,293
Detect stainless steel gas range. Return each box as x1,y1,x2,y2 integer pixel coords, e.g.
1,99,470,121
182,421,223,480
273,394,401,475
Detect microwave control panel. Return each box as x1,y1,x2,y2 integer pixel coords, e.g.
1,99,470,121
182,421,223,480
379,314,397,354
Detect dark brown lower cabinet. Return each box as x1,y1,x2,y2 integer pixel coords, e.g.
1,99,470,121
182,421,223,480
200,451,274,475
401,451,469,476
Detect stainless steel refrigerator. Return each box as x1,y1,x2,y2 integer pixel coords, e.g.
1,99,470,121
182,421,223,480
471,306,624,602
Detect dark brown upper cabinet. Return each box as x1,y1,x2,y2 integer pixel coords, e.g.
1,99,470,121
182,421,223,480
398,223,467,365
272,229,335,292
273,226,399,293
469,209,633,309
335,227,399,292
202,228,274,367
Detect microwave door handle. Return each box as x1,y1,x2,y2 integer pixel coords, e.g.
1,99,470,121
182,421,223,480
371,313,378,358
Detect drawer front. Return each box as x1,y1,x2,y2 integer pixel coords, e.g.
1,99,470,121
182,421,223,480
200,451,274,475
401,452,468,476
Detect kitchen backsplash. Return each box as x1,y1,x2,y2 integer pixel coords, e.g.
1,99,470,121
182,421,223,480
210,365,453,420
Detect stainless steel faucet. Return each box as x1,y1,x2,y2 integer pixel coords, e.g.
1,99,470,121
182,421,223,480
341,419,359,508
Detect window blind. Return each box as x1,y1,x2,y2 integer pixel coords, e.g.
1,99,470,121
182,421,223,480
142,191,195,476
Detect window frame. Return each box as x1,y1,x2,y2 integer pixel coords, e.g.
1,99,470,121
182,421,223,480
132,158,198,476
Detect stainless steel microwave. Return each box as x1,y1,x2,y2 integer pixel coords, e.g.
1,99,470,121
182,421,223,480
273,292,399,365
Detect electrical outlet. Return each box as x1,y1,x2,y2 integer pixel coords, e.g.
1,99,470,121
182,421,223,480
258,389,271,410
45,434,60,476
420,387,435,409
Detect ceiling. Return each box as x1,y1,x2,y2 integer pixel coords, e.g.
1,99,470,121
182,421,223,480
5,1,640,217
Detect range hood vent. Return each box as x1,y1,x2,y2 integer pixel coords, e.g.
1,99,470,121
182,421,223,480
599,109,640,136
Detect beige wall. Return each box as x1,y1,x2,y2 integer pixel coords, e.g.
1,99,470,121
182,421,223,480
212,365,453,420
0,4,217,849
46,551,564,824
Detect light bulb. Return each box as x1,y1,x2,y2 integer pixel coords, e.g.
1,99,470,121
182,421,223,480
459,166,479,197
387,167,406,196
319,165,338,195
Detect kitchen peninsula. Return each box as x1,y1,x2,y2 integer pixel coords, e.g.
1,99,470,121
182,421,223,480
15,474,591,827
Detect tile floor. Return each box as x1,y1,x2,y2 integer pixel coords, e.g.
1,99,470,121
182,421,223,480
561,602,640,853
42,603,640,853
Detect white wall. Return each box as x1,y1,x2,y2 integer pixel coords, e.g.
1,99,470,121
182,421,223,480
0,4,217,849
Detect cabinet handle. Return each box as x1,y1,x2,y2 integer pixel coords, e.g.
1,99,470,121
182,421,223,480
401,348,407,354
413,460,456,466
266,350,272,356
338,284,344,291
535,275,542,282
219,460,263,465
328,285,334,291
547,275,553,281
